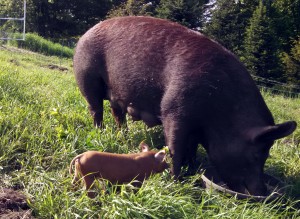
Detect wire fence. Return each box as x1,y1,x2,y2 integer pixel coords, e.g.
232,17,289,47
252,75,300,97
1,36,299,98
0,0,26,40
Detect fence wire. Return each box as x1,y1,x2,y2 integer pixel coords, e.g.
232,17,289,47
0,38,299,98
0,0,26,40
252,75,300,97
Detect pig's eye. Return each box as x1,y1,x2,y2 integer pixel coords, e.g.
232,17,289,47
250,153,261,163
253,151,268,163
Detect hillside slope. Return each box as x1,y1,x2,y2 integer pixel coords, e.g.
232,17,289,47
0,45,299,218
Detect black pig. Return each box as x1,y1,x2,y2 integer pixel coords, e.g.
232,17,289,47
73,16,297,196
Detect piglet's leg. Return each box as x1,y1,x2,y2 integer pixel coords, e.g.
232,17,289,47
71,161,81,185
83,175,97,198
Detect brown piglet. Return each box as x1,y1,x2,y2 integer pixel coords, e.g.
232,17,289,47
69,142,168,198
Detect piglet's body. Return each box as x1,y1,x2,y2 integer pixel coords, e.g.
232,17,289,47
69,143,168,197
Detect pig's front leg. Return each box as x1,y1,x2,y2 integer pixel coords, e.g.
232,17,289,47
162,117,188,178
185,135,200,175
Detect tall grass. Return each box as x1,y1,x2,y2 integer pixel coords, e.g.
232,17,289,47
0,46,300,218
5,33,74,58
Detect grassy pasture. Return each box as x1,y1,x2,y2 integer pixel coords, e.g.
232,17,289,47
0,45,300,218
3,33,74,58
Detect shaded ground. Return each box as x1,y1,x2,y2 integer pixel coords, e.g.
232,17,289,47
0,188,34,219
0,45,37,55
0,45,70,72
45,64,69,72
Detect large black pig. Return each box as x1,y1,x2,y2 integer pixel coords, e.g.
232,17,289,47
73,16,297,196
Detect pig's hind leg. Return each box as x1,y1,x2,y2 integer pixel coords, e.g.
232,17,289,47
76,74,106,128
71,160,81,186
74,52,107,128
83,174,98,198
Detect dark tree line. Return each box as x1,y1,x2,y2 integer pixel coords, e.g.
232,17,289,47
26,0,121,38
1,0,299,85
204,0,299,85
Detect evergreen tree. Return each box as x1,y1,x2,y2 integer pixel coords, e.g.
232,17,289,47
107,0,155,18
155,0,208,29
281,37,300,85
20,0,121,38
243,0,281,80
272,0,300,51
204,0,258,56
271,0,300,85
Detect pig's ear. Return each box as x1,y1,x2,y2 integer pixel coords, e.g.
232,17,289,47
252,121,297,143
139,141,149,152
154,150,166,162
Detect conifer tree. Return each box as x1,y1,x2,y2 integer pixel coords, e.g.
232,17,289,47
281,38,300,85
243,0,281,80
203,0,258,56
155,0,207,29
272,0,300,51
107,0,156,18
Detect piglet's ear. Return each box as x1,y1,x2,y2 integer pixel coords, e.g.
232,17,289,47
154,150,166,163
139,141,149,152
252,121,297,143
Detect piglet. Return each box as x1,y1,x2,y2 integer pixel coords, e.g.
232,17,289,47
69,142,168,198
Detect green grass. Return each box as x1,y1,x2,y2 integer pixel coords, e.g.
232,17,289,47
0,45,300,218
4,33,74,58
